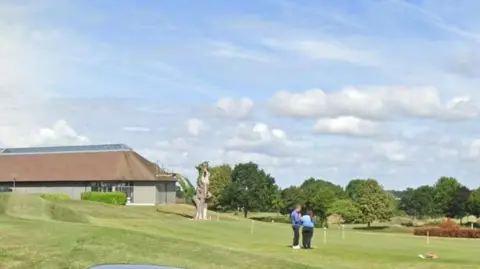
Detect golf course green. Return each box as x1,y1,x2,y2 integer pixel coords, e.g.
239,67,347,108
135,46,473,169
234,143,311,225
0,193,478,269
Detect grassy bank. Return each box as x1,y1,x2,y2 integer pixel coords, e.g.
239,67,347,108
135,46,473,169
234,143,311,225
0,193,479,269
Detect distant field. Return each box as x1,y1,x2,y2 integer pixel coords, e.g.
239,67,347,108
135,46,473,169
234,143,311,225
0,193,479,269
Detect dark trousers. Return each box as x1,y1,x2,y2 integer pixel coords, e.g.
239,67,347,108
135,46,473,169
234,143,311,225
302,226,314,248
292,225,300,246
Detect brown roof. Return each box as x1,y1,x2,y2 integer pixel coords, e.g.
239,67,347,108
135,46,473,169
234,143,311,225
0,150,176,182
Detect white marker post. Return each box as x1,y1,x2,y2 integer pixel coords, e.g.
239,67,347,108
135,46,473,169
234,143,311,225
217,212,219,221
426,230,430,245
251,220,255,234
323,227,327,245
341,225,345,240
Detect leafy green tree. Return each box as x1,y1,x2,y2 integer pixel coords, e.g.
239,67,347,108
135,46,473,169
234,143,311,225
328,199,362,224
400,186,437,218
175,186,184,198
353,179,393,227
346,179,364,200
434,176,460,216
280,186,305,214
271,187,284,215
468,187,480,217
448,186,471,221
176,174,195,204
223,162,278,217
299,178,341,225
386,192,401,216
399,188,417,216
412,185,437,218
208,164,232,210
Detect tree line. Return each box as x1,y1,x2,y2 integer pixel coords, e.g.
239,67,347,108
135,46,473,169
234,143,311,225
176,162,480,226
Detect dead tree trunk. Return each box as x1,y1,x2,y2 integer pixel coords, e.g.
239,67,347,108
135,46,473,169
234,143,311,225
192,162,210,220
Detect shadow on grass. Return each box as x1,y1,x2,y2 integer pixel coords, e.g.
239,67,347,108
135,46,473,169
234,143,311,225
250,216,289,224
353,226,390,231
155,208,192,219
353,225,413,234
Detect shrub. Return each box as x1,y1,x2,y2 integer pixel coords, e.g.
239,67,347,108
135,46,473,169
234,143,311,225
40,193,71,201
400,220,414,227
81,191,126,205
413,218,480,238
413,227,480,238
438,218,458,229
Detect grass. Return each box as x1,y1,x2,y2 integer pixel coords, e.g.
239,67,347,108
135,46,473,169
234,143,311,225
1,193,479,269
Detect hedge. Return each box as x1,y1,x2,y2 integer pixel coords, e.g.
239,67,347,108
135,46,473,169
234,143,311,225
40,193,71,201
81,191,126,205
413,227,480,238
413,218,480,238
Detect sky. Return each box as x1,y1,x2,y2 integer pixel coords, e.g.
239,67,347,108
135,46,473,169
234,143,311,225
2,0,480,190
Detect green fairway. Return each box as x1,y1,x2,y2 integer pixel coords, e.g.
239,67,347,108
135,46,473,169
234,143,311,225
0,193,479,269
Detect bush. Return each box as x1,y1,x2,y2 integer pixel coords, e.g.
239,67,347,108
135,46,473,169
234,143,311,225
400,220,414,227
438,218,458,229
81,191,126,205
413,218,480,238
40,193,71,201
413,227,480,238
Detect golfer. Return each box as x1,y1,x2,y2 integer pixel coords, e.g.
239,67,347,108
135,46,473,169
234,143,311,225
290,205,302,249
300,210,315,249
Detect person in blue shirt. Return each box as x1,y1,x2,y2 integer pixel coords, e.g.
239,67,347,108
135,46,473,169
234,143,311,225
300,210,315,249
290,205,302,249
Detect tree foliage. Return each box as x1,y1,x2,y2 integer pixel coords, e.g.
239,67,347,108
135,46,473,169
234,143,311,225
328,199,362,224
180,159,477,226
352,179,393,227
221,162,278,217
468,188,480,217
434,176,460,215
208,164,232,210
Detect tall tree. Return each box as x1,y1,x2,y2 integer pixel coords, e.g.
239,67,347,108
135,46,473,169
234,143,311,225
411,185,437,218
399,188,417,216
353,179,393,227
346,179,364,200
434,176,460,216
300,178,341,225
224,162,278,217
280,186,305,214
271,187,284,215
208,164,232,210
468,187,480,217
448,186,471,221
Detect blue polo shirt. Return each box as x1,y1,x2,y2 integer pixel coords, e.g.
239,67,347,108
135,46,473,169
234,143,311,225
290,210,301,226
301,215,315,228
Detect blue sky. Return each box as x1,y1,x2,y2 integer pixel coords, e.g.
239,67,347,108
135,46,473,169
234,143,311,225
2,0,480,189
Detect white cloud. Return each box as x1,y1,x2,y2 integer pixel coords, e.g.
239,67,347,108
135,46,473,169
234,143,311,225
122,126,151,132
32,120,90,146
214,97,254,119
313,116,379,136
209,41,271,63
186,118,208,136
373,141,410,162
268,86,480,120
262,38,378,65
466,139,480,160
155,138,190,152
0,120,89,147
225,122,300,157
